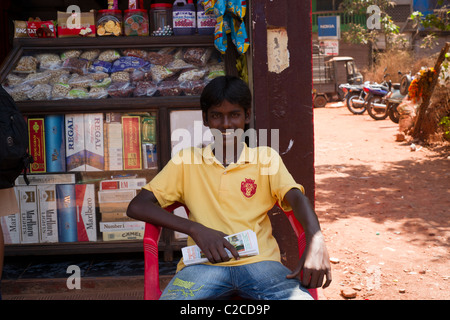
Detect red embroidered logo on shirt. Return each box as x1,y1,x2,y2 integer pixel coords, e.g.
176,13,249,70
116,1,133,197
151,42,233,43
241,178,257,198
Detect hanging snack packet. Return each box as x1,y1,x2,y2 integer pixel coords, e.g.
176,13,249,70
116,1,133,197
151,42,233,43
226,0,246,19
213,0,226,17
202,0,216,14
214,15,227,54
230,16,249,54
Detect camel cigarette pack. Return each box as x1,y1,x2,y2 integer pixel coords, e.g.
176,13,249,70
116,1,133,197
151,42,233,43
84,113,104,171
37,185,59,243
28,118,46,173
102,230,144,241
17,185,39,243
75,184,97,242
65,114,85,171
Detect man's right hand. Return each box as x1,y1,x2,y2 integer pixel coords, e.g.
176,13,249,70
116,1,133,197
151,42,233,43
189,224,240,264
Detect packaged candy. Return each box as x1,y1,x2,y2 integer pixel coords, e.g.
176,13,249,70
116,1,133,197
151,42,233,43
202,0,215,14
90,60,112,73
111,56,149,73
124,9,149,36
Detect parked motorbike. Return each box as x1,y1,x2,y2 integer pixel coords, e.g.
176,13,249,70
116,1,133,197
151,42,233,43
365,71,408,121
339,83,366,115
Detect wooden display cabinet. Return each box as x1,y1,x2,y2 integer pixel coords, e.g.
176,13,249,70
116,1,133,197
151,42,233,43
0,35,221,261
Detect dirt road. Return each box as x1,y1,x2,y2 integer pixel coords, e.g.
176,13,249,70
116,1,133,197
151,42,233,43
313,103,449,300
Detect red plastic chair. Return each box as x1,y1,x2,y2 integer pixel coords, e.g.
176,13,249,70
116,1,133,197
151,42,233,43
143,202,318,300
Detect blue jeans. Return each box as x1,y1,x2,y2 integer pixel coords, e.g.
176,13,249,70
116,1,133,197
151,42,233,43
159,261,313,300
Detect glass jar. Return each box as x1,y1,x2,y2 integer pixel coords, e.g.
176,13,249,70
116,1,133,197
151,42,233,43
97,9,122,36
150,3,173,36
124,9,149,36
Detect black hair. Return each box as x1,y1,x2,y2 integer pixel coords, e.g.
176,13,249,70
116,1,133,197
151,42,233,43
200,76,252,116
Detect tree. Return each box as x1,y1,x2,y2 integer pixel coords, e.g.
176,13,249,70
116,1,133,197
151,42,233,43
339,0,400,49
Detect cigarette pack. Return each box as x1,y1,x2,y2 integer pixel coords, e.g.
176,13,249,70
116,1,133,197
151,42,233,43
122,116,142,170
17,185,39,243
37,185,59,243
56,184,78,242
101,211,135,222
98,189,136,203
105,122,123,171
75,184,97,242
28,118,46,173
99,221,145,232
15,173,76,186
44,115,66,173
65,114,86,171
84,113,104,171
142,143,157,169
0,189,21,244
102,230,144,241
100,178,146,190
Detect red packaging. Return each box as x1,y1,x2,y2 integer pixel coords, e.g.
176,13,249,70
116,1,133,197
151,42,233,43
27,21,56,38
28,118,46,173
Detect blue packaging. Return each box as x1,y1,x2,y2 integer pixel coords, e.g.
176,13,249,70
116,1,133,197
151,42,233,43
173,0,196,35
56,184,78,242
44,115,66,173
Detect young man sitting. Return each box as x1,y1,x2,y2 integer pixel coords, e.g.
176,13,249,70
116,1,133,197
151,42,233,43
127,76,331,300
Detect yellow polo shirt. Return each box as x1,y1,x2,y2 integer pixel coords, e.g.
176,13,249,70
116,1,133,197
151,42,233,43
143,143,305,271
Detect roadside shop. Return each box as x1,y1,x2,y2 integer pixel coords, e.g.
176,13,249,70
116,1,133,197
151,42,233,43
0,0,314,273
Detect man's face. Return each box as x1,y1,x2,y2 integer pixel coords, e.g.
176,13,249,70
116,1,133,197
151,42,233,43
203,100,250,145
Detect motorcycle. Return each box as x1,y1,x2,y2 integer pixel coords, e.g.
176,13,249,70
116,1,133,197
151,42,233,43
339,83,366,115
366,71,409,121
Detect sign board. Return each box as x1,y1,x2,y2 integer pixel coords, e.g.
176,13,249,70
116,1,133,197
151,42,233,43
318,16,340,39
319,39,339,56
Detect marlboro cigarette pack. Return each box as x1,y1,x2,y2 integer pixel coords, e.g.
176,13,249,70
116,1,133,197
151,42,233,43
75,184,97,242
37,185,59,243
17,185,39,243
65,114,85,171
28,118,46,173
122,116,142,170
84,113,104,171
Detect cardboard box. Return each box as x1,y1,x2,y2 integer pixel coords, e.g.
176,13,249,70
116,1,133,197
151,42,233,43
17,186,39,244
45,115,66,173
101,212,135,222
37,185,59,243
122,116,142,170
0,189,21,244
99,221,145,232
84,113,104,171
57,10,96,37
28,118,46,173
56,184,77,242
105,122,123,171
15,174,76,186
65,114,85,171
100,178,146,190
75,184,97,242
102,230,144,241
